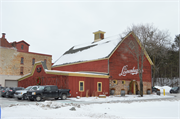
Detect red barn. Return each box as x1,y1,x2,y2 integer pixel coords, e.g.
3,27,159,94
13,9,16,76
18,61,109,97
18,30,153,96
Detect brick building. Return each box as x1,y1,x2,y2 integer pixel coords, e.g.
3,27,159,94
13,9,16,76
18,30,153,96
0,33,52,87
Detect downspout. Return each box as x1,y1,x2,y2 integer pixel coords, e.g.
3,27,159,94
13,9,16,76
108,59,110,95
151,65,153,87
108,59,109,74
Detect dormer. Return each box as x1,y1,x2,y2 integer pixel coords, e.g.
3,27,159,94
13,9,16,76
93,30,106,42
16,40,30,52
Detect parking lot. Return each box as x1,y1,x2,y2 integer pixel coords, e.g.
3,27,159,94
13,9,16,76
0,96,77,107
166,93,180,99
1,92,180,108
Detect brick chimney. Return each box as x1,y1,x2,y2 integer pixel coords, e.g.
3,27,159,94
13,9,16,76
2,33,6,38
93,30,105,42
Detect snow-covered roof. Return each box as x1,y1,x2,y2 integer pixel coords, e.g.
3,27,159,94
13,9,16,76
53,35,122,67
45,69,109,76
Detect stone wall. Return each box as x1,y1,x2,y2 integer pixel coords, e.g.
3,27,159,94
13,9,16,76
109,79,152,95
0,47,52,76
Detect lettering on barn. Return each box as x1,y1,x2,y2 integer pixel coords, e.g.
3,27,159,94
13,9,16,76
16,31,153,97
119,65,143,76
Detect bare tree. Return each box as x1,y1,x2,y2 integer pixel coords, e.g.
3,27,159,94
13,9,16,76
121,23,171,96
124,36,145,97
172,34,180,86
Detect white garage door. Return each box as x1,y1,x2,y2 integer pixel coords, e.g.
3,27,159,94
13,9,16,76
5,80,18,87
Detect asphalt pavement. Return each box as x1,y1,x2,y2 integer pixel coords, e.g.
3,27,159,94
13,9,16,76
0,93,180,108
166,92,180,99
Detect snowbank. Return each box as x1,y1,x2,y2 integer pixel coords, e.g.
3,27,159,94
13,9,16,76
155,86,172,93
69,94,173,102
2,100,180,119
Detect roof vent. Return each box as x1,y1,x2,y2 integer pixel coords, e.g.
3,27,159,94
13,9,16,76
93,30,105,42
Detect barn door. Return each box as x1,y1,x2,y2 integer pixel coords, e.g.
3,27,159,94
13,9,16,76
56,76,69,89
129,80,138,94
85,78,94,97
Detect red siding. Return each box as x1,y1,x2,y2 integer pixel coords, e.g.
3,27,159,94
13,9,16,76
68,76,109,97
52,59,108,73
16,42,29,52
0,38,12,47
18,64,109,97
18,33,152,97
109,34,152,82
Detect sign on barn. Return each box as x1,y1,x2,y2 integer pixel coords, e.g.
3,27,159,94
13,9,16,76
18,31,153,96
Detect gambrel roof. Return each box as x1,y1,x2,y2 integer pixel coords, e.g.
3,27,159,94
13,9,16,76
52,32,153,67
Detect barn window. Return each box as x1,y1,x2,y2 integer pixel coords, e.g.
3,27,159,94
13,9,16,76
113,80,117,84
21,57,24,64
128,41,135,49
97,82,102,92
79,81,84,92
21,45,24,49
122,80,125,84
20,67,24,75
32,58,35,65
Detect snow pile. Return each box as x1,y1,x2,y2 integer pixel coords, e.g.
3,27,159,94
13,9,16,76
2,100,180,119
155,86,172,93
69,94,174,102
36,101,61,109
36,101,81,109
8,103,20,107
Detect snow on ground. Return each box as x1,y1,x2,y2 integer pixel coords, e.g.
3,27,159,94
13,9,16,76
155,86,172,93
1,88,178,119
68,94,174,102
2,100,180,119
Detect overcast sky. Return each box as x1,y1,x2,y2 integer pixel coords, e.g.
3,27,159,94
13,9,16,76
0,0,179,63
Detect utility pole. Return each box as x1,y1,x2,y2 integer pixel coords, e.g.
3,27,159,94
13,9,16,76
179,34,180,87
